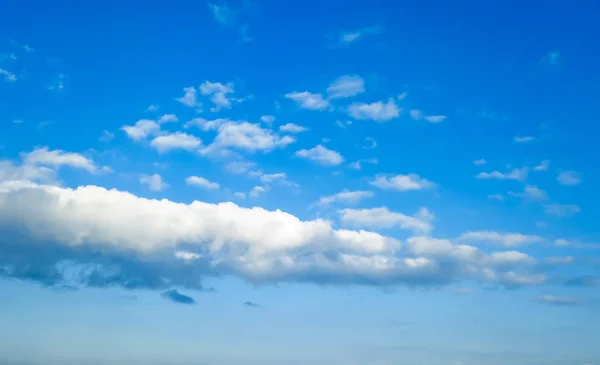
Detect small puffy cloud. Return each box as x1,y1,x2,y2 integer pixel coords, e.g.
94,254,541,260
473,159,487,166
201,121,295,155
157,114,179,124
424,115,447,123
207,2,237,27
260,115,275,124
534,160,550,171
199,81,240,112
532,295,583,307
185,176,219,190
317,190,374,206
336,120,352,128
459,231,544,247
233,191,247,199
347,98,401,122
475,167,528,181
363,137,377,150
557,170,581,186
349,158,378,170
22,147,97,173
147,104,159,112
257,172,287,183
279,123,308,133
175,86,202,109
150,132,202,154
544,203,580,217
161,289,196,305
122,119,161,141
340,207,434,234
326,75,365,99
0,68,17,82
248,185,267,198
285,91,331,111
99,130,115,142
0,160,55,184
335,25,381,46
487,194,505,201
370,174,435,192
508,185,549,201
140,174,168,191
224,160,256,175
513,136,534,143
294,145,344,166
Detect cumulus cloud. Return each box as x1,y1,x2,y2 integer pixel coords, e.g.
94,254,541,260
157,114,179,124
326,75,365,99
459,231,544,247
317,190,374,206
370,174,435,192
279,123,308,133
340,207,434,234
122,119,161,141
508,185,549,201
175,86,202,109
285,91,331,111
0,180,549,290
22,147,98,173
294,145,344,166
534,160,550,171
260,115,275,124
140,174,168,191
475,167,528,181
557,170,581,186
347,98,401,122
150,132,202,154
199,81,241,112
185,176,219,190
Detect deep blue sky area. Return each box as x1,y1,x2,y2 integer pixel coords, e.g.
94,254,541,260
1,1,599,365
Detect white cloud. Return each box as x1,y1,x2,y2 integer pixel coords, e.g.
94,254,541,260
473,159,487,166
0,180,550,288
410,109,423,120
326,75,365,99
347,98,401,122
317,190,374,205
475,167,528,181
0,160,55,184
487,194,505,201
514,136,534,143
370,174,435,192
335,120,352,128
150,132,202,154
349,158,379,170
554,238,570,247
534,159,550,171
0,68,17,82
147,104,159,112
47,73,67,91
459,231,544,247
122,119,161,141
140,174,168,191
363,137,377,150
279,123,308,133
201,120,295,155
260,115,275,124
199,81,240,112
340,207,434,234
224,160,256,175
185,176,219,190
99,130,115,142
336,25,381,46
557,170,581,186
233,191,247,199
285,91,331,111
508,185,549,201
544,203,580,217
157,114,179,124
424,115,447,123
175,86,202,109
248,185,267,198
258,172,286,183
532,295,583,306
22,147,97,173
294,145,344,166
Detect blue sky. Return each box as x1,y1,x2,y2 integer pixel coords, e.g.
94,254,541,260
1,1,600,364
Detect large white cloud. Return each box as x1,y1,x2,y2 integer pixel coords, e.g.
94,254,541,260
0,180,546,290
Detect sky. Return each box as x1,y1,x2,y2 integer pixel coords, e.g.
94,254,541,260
1,1,600,364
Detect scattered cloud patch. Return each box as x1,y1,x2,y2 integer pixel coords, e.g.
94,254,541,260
185,176,219,190
534,160,550,171
363,137,377,150
557,171,581,186
326,75,365,99
544,203,580,217
532,295,583,307
22,147,97,173
317,190,374,206
370,174,435,192
260,115,275,124
157,114,179,124
334,25,381,47
335,120,352,128
199,81,241,112
508,185,549,201
513,136,534,143
242,301,262,308
285,91,331,111
161,289,196,305
487,194,505,201
475,167,528,181
175,87,202,109
295,145,344,166
349,158,378,170
0,68,17,82
473,159,487,166
340,207,434,234
140,174,168,191
459,231,544,247
348,98,401,122
279,123,308,133
122,119,161,141
99,130,115,142
150,132,202,154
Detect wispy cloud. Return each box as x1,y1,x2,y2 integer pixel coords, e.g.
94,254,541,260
532,295,583,307
207,1,258,43
557,170,581,186
0,68,17,82
333,25,382,47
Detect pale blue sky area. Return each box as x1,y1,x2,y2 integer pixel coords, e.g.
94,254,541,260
1,1,599,365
